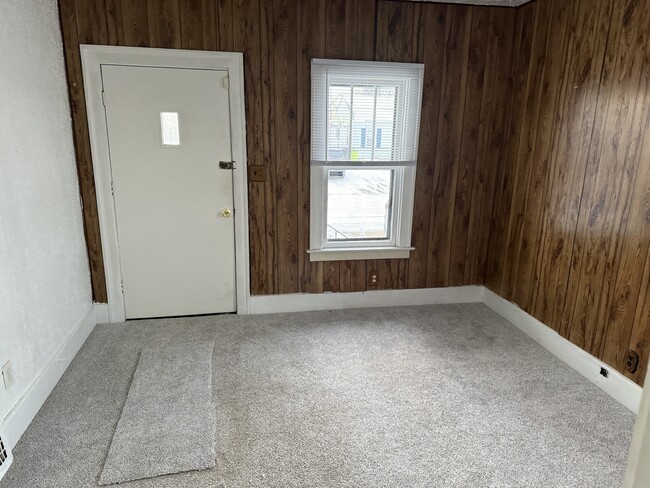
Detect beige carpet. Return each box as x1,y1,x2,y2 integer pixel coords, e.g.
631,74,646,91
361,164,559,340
99,342,215,485
0,304,636,487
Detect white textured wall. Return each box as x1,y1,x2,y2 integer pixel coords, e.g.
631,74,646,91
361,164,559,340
0,0,92,423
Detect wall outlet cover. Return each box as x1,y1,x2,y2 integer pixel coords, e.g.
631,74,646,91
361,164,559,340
249,165,267,182
2,361,14,390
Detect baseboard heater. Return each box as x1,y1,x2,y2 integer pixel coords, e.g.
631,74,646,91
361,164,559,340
0,433,13,481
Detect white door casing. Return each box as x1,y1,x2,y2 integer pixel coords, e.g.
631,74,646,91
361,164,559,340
81,46,250,321
102,65,235,318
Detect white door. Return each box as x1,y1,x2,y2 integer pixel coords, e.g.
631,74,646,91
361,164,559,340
101,65,236,319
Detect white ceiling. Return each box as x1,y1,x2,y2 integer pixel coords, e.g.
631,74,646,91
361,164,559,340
408,0,533,6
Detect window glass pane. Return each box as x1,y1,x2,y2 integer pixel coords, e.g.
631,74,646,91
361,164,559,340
374,87,396,160
327,85,351,160
327,169,393,241
327,84,398,162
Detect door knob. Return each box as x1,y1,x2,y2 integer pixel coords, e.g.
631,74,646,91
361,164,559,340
221,208,232,218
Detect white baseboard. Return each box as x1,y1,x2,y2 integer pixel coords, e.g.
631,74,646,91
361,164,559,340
94,302,109,324
481,287,642,413
247,286,484,314
0,304,98,452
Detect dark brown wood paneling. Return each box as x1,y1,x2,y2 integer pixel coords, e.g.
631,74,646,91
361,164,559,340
60,0,516,302
467,8,516,285
449,7,488,286
407,3,447,290
487,0,650,385
146,0,181,48
297,0,326,294
180,0,203,50
426,6,472,288
119,0,150,47
272,0,299,294
59,0,108,302
258,0,277,294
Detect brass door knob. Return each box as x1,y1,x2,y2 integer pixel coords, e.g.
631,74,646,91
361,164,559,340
221,208,232,218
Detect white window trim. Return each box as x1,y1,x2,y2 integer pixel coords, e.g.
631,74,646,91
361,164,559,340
308,59,423,262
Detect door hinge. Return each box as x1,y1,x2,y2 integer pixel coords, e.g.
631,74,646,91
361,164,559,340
110,179,114,195
223,76,230,89
101,90,106,106
120,281,124,294
219,161,235,170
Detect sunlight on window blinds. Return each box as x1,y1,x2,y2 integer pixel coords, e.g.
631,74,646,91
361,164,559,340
311,59,424,167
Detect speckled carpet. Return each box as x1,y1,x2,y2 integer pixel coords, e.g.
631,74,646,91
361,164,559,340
98,342,216,485
0,304,636,487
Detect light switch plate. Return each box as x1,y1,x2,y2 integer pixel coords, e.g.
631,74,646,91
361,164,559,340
2,361,14,390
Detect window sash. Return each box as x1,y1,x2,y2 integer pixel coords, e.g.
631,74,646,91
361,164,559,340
324,166,399,247
309,59,422,257
310,164,415,251
311,59,424,167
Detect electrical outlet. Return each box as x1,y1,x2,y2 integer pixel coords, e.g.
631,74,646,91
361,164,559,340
624,349,639,373
368,270,379,287
1,361,14,390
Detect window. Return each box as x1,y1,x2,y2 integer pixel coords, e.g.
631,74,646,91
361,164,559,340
309,59,424,261
160,111,180,146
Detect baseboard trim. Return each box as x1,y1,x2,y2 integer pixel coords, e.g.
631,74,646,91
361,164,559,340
481,287,642,414
94,302,109,324
0,304,98,451
247,286,484,314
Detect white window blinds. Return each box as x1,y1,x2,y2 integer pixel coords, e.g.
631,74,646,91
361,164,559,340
311,59,424,167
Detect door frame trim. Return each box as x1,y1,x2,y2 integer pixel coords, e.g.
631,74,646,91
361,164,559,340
80,45,250,322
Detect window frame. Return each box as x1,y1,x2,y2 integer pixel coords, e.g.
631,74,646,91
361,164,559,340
308,59,423,262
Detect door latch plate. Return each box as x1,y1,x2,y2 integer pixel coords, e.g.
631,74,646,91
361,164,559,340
219,161,235,170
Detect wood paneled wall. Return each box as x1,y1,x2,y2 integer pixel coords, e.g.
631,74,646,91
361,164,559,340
486,0,650,385
58,0,650,384
58,0,516,299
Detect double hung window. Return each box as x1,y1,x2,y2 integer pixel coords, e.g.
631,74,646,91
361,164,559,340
309,59,424,261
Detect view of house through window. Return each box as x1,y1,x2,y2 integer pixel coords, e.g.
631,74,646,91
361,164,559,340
327,169,393,241
324,83,398,242
326,84,397,163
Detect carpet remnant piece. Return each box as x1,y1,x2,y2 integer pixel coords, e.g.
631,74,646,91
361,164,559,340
99,342,216,485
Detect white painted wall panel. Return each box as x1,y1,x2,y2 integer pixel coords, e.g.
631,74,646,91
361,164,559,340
0,0,92,423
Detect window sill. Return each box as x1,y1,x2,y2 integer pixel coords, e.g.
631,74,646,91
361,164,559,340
307,247,414,262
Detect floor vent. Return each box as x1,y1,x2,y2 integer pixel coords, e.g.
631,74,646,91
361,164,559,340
0,434,13,480
0,436,8,465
